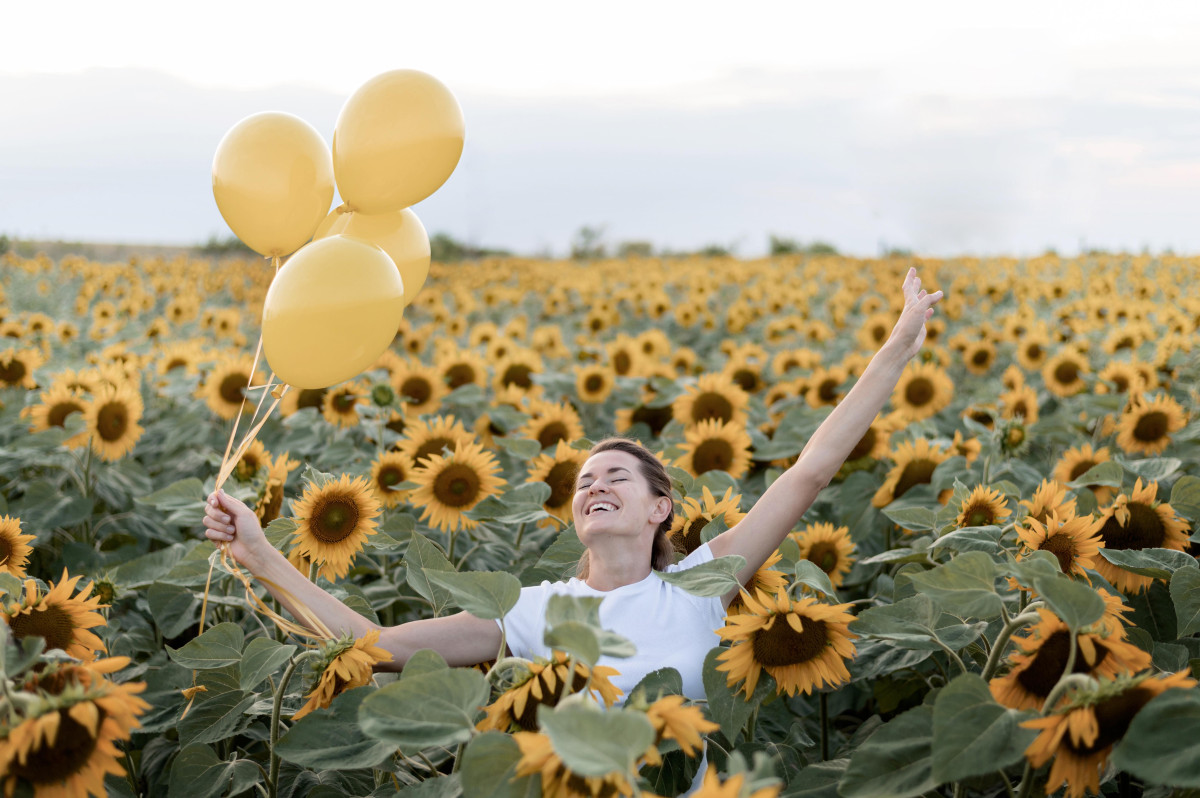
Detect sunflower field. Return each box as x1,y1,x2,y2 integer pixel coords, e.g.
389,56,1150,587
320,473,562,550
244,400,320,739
0,248,1198,798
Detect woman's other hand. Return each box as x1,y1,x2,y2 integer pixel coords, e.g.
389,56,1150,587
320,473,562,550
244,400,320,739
203,490,275,574
886,267,944,361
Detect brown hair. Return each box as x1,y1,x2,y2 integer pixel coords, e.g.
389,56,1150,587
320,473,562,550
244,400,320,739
575,437,676,579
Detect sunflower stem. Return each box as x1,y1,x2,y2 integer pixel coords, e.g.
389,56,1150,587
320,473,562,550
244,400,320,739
269,651,319,798
819,692,829,761
981,611,1040,681
122,741,141,797
1014,761,1035,798
933,638,969,676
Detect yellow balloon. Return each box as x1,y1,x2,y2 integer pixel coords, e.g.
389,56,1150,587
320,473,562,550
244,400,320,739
333,70,465,214
213,112,334,257
312,206,431,307
262,235,404,389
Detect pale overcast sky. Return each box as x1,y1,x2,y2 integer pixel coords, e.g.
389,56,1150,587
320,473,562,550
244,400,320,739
4,1,1200,256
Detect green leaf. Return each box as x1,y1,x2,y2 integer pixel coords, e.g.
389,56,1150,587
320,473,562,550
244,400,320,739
627,667,683,704
930,525,1003,554
406,530,455,616
276,687,396,770
543,621,601,666
858,547,932,566
538,704,655,777
693,470,739,498
931,674,1038,783
542,596,636,661
785,759,848,798
1031,572,1105,630
839,705,935,798
793,559,836,598
1120,456,1182,482
137,477,206,508
851,595,943,650
1171,475,1200,523
240,638,296,692
146,582,200,639
1067,461,1124,490
358,667,489,751
1173,566,1200,638
882,506,938,532
111,543,189,588
545,594,604,627
396,775,462,797
178,690,256,747
167,744,261,798
401,648,450,679
167,622,244,670
496,437,542,460
1098,548,1197,579
654,554,746,597
423,569,521,621
906,552,1002,619
460,731,541,798
701,646,776,744
1111,688,1200,787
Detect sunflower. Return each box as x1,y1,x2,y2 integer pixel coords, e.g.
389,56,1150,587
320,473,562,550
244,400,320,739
872,438,951,507
199,353,263,420
1017,511,1105,578
892,362,954,421
857,311,896,351
955,484,1012,528
397,414,476,465
962,340,997,376
723,357,767,395
672,372,750,428
409,441,505,532
950,430,982,464
670,486,746,555
279,386,328,417
1115,393,1187,456
83,382,144,462
1052,444,1116,505
962,403,998,430
1018,480,1078,532
717,590,857,697
999,383,1040,425
1094,479,1190,594
290,630,392,720
0,665,149,798
575,363,617,404
676,419,753,480
233,439,272,481
605,335,643,377
369,450,416,509
638,694,720,766
437,349,490,391
478,651,623,732
520,400,585,450
527,441,589,526
988,608,1152,712
614,400,675,440
153,340,205,377
1042,348,1090,398
493,350,544,397
806,365,850,408
291,474,381,581
1023,670,1196,798
24,384,89,446
0,516,36,579
1015,330,1052,371
257,451,300,525
3,571,107,660
790,522,857,588
513,730,635,798
0,347,44,389
391,361,446,416
321,382,366,428
727,550,792,615
1095,360,1143,396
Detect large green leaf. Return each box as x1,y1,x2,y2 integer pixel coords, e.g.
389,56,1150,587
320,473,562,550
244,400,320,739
882,506,939,532
1111,688,1200,787
406,530,456,616
167,744,260,798
1031,572,1105,631
543,621,601,666
931,674,1037,783
851,594,981,652
396,775,463,797
166,622,244,670
538,704,655,778
655,555,745,597
701,646,776,743
784,759,848,798
240,638,296,692
424,569,521,621
1067,461,1124,490
930,525,1004,555
460,731,541,798
1170,475,1200,523
1120,456,1182,483
793,559,836,598
905,552,1002,619
147,582,200,639
1171,565,1200,637
276,687,396,770
839,705,935,798
358,667,489,750
178,690,256,747
542,594,636,660
1098,548,1197,579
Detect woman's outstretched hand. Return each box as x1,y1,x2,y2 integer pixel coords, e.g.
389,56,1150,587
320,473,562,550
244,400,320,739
203,490,275,574
886,267,944,361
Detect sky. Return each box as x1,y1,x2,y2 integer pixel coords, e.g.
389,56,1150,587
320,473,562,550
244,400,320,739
4,1,1200,257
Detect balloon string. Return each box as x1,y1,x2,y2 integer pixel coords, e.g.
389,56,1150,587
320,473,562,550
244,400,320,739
214,334,266,494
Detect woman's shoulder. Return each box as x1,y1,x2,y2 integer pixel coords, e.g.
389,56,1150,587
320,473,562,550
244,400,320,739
663,541,715,573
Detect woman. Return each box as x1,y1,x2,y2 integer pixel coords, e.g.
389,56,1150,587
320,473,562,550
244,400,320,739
203,267,941,782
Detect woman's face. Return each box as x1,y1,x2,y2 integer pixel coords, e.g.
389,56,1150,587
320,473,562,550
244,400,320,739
572,450,666,540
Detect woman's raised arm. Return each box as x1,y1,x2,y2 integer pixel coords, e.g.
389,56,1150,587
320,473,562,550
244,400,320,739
708,267,943,602
203,490,501,669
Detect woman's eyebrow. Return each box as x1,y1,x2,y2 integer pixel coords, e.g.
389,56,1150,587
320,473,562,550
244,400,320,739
577,466,632,480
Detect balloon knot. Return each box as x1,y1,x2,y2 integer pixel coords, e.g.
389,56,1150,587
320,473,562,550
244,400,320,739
337,203,354,215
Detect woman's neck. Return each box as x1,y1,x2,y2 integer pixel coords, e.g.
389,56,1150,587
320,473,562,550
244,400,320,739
583,537,653,591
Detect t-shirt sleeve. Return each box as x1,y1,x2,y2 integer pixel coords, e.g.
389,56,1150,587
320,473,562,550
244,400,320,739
663,541,727,629
497,581,552,660
667,541,716,572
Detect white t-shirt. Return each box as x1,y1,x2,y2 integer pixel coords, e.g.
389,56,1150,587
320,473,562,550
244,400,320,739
498,542,726,702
